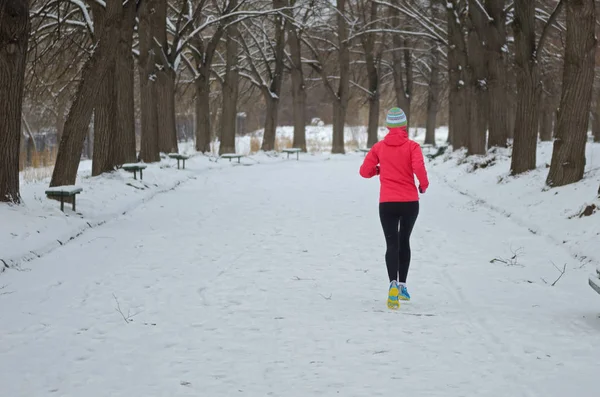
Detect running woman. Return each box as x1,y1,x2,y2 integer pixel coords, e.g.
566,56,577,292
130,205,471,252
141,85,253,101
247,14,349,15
359,107,429,309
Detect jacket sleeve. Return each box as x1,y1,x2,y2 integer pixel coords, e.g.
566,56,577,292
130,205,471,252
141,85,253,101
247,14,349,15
411,143,429,190
359,145,379,178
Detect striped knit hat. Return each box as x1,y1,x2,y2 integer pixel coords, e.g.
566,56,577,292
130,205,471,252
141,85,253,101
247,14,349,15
386,107,407,128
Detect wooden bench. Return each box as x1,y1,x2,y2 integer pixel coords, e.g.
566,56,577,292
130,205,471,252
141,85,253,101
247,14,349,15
282,148,302,160
358,148,370,157
219,153,244,163
589,267,600,295
45,186,83,212
122,163,147,180
168,153,190,169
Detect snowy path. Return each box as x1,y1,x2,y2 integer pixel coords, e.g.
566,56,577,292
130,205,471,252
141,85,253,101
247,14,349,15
2,156,600,397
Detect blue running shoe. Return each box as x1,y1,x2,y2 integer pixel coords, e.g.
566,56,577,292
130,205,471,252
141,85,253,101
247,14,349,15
387,281,400,309
399,284,411,301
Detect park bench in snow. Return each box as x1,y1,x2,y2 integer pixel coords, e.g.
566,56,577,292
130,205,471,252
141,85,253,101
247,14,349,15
219,153,244,163
168,153,190,169
45,186,83,212
426,145,448,160
282,148,301,160
358,148,369,156
122,163,147,180
589,267,600,295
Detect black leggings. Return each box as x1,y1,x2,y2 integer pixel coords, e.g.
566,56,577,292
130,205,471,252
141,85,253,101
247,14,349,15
379,201,419,283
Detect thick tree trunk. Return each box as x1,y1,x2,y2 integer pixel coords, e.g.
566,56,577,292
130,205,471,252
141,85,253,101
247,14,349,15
510,0,540,175
137,0,160,162
56,94,67,145
92,64,117,176
447,3,470,150
287,22,306,151
0,0,30,203
260,0,287,152
547,0,596,187
115,0,137,164
593,109,600,143
425,46,441,146
332,0,349,154
539,105,553,142
219,14,240,155
367,92,380,148
195,72,212,153
156,68,178,153
51,0,122,187
467,26,488,155
483,0,509,148
332,99,347,153
262,95,280,151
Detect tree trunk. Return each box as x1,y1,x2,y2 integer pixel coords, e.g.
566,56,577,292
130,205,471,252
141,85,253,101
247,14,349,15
195,72,212,153
547,0,596,187
593,109,600,143
115,0,137,164
510,0,540,175
367,92,380,148
483,0,509,148
467,25,488,155
219,12,240,156
262,94,280,151
332,0,349,154
92,64,117,176
287,20,306,151
137,0,160,163
260,0,287,152
0,0,30,203
364,36,380,146
56,93,67,145
391,20,411,125
156,68,178,153
539,105,553,142
446,2,470,150
425,46,441,146
332,99,347,153
51,0,122,187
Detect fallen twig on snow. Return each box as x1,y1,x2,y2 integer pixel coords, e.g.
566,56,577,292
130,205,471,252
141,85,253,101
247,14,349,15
490,246,524,267
319,293,332,300
113,293,141,324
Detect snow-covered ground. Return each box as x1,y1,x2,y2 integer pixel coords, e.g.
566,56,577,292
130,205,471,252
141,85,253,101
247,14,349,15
1,127,600,396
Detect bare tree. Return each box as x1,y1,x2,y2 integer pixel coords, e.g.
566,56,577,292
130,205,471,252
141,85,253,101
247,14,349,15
50,0,123,187
0,0,30,203
510,0,564,175
546,0,596,187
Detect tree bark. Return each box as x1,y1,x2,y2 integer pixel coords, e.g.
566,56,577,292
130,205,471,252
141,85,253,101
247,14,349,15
0,0,30,203
137,0,160,162
50,0,122,187
219,9,240,156
115,0,137,164
260,0,287,152
92,64,117,176
467,24,488,155
547,0,596,187
154,0,178,154
593,109,600,143
425,46,441,146
539,104,553,142
390,3,412,125
332,0,349,154
195,71,212,152
446,1,470,150
510,0,540,175
363,2,380,148
287,23,307,151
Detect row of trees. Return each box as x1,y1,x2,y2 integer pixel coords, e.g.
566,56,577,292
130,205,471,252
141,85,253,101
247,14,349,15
1,0,599,204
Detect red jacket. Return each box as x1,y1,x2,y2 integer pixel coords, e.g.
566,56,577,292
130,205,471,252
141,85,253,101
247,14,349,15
359,127,429,202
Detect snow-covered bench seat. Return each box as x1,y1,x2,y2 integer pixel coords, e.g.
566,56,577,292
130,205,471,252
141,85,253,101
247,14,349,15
45,186,83,212
168,153,190,169
589,267,600,295
282,148,301,160
358,148,369,156
122,163,147,180
426,145,448,160
219,153,244,163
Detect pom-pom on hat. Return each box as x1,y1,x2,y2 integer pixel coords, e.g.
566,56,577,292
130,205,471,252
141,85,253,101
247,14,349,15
386,107,407,128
